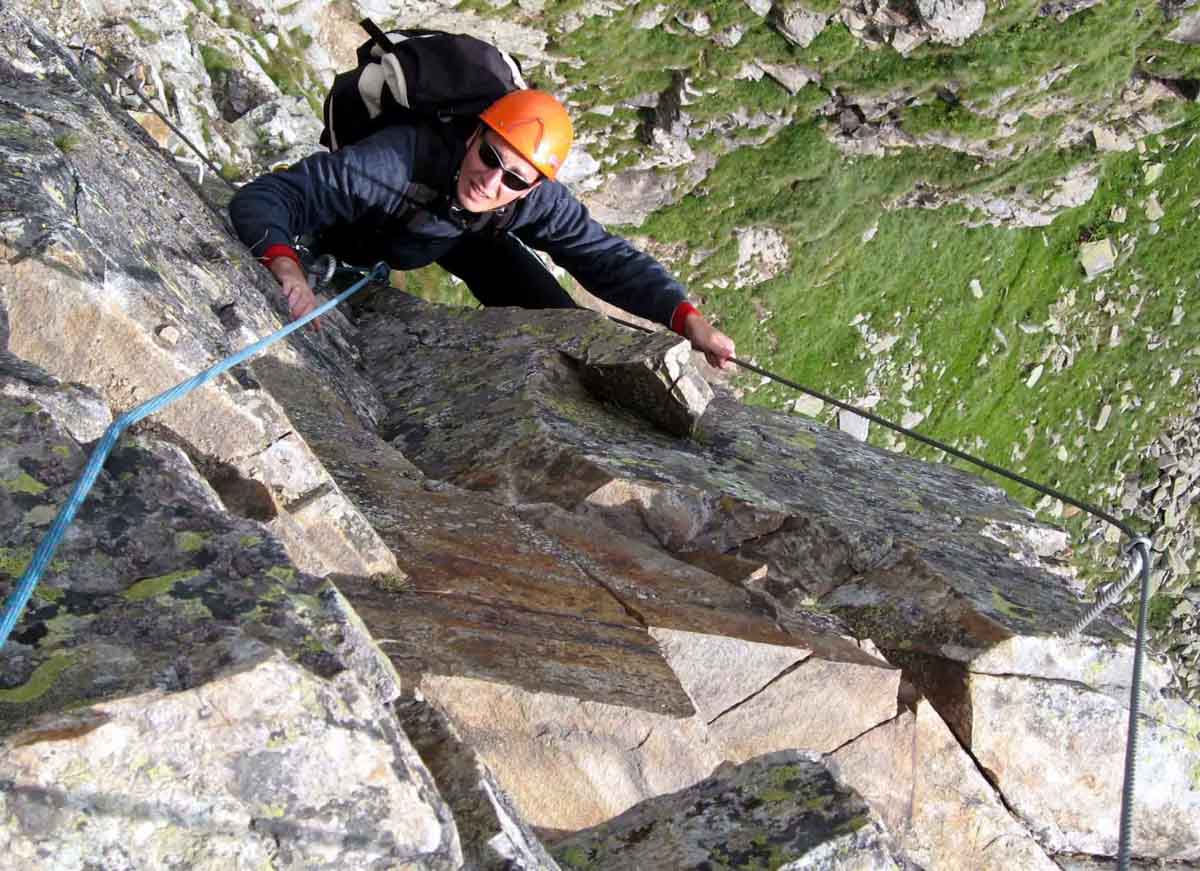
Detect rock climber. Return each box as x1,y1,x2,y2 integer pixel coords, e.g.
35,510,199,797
228,89,735,368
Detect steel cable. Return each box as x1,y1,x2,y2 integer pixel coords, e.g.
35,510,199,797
69,45,239,192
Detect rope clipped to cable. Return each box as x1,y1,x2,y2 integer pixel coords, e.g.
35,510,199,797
0,262,389,650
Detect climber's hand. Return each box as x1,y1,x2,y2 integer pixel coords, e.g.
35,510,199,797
682,312,735,370
269,256,321,330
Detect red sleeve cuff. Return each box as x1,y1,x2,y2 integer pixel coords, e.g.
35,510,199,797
260,244,301,267
670,302,701,336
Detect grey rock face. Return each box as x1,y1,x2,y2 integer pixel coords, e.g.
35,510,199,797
969,674,1200,860
757,61,821,96
227,96,327,169
0,381,462,868
396,696,562,870
567,328,713,438
0,10,393,580
551,750,914,869
0,392,321,731
829,700,1059,870
582,166,687,227
3,651,463,870
356,292,1127,669
890,163,1101,228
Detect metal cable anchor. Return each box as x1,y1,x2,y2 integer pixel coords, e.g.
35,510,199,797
1069,536,1154,637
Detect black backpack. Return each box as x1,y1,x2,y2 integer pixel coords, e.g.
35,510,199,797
320,18,526,151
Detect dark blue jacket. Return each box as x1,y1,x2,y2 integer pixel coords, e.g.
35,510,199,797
228,121,688,327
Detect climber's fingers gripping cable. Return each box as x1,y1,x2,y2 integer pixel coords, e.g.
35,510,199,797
681,311,736,369
268,256,322,331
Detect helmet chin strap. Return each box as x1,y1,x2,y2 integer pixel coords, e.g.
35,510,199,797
450,126,483,213
450,169,465,213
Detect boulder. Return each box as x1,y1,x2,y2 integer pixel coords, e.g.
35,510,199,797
830,701,1058,869
1091,126,1137,152
550,751,914,869
735,226,792,287
0,381,460,868
581,167,682,227
1080,239,1118,278
1167,10,1200,44
758,62,821,96
969,674,1200,860
564,328,713,438
772,3,833,48
916,0,987,44
2,650,462,870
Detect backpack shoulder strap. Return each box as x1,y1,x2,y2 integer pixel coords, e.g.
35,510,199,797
360,17,395,53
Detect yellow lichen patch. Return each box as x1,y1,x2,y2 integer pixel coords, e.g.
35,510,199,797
34,585,65,603
259,585,287,604
834,813,871,834
238,535,263,548
804,794,834,812
51,445,72,458
174,531,208,552
559,846,594,869
3,472,48,495
990,588,1022,619
374,574,410,592
24,504,58,526
144,762,177,782
123,569,200,602
266,566,295,582
40,612,87,647
0,654,74,704
759,763,803,802
0,547,70,577
173,598,213,622
760,785,793,802
0,547,34,577
787,430,818,450
291,594,322,613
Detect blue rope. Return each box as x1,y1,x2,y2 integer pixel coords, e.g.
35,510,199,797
0,263,389,649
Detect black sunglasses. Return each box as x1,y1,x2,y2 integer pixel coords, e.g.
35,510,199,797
478,137,538,191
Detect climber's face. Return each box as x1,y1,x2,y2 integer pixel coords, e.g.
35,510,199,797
456,129,541,213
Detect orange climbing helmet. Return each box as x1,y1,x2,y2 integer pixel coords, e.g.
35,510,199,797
480,89,574,180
